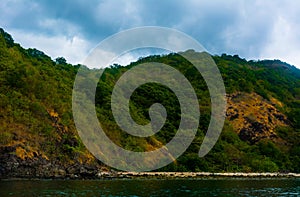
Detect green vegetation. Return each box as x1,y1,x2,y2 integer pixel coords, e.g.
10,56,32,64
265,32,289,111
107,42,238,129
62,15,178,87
0,28,92,164
0,28,299,173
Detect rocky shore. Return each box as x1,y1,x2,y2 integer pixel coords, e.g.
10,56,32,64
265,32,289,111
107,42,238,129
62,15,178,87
0,146,102,179
2,164,300,180
115,172,300,179
1,147,299,180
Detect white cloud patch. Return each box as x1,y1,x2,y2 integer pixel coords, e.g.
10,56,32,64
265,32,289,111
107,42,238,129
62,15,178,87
84,48,117,68
113,53,137,66
112,48,171,67
260,16,300,67
84,48,171,69
8,29,92,65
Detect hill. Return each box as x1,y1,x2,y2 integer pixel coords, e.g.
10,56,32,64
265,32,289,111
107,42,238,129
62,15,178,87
0,28,299,178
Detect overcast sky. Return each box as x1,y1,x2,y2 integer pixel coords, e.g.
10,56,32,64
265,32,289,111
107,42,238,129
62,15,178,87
1,0,300,68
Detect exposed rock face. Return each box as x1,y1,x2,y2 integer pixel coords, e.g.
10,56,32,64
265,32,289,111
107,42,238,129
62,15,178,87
0,110,102,179
226,92,288,144
0,145,103,179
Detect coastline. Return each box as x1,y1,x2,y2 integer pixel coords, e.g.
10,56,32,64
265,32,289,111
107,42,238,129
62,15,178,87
1,172,300,181
114,172,300,179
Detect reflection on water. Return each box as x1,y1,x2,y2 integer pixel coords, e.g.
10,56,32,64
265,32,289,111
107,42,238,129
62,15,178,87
0,178,299,196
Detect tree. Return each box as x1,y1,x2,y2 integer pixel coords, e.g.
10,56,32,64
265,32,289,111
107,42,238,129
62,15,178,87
55,57,67,65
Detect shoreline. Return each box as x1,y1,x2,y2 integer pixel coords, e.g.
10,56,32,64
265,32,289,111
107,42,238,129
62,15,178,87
114,172,300,179
2,172,300,181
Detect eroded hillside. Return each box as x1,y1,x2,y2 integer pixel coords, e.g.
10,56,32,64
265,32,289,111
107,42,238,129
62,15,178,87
227,92,288,144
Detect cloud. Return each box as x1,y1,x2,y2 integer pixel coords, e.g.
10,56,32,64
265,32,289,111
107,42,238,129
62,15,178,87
1,0,300,67
260,16,300,67
83,48,169,69
8,29,92,64
113,48,171,67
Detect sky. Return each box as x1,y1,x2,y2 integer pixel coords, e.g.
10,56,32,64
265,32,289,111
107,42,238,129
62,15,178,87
1,0,300,68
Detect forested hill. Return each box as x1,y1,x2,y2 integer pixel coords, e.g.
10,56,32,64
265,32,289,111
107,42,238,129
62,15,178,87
0,28,299,178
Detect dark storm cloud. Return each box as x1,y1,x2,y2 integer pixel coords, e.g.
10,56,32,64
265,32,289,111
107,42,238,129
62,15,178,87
1,0,300,67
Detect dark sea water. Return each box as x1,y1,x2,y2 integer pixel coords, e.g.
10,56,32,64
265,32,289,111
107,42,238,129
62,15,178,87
0,178,299,196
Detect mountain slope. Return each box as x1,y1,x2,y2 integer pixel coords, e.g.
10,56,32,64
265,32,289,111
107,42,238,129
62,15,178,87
97,53,300,172
0,28,299,177
0,28,101,178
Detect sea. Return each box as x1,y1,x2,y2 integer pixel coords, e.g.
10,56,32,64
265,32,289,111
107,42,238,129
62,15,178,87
0,178,299,196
